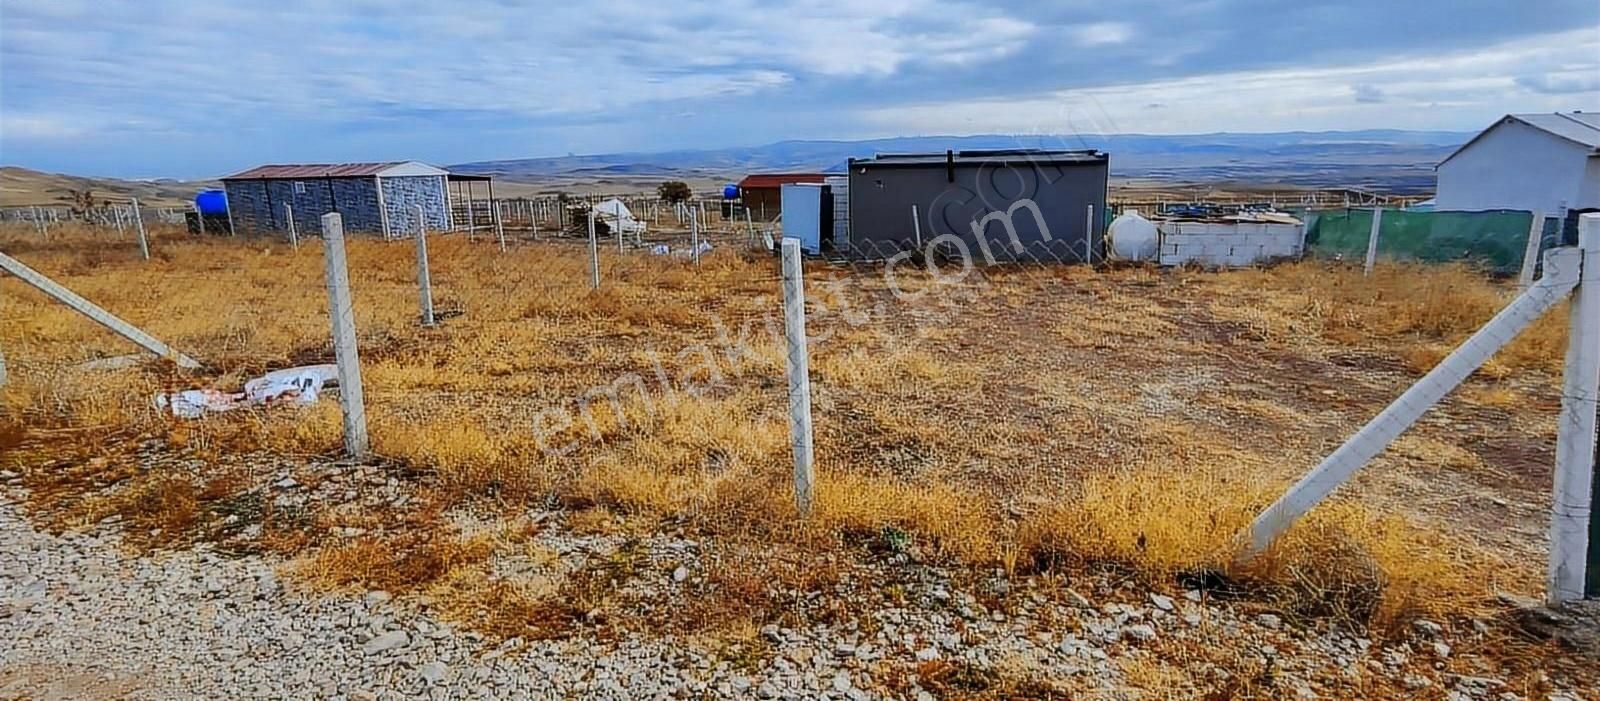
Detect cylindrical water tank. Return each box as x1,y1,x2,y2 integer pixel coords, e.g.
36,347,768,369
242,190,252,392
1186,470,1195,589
722,184,740,199
1108,210,1159,262
195,190,228,216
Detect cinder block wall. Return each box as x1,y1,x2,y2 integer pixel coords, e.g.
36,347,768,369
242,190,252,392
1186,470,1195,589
223,178,383,235
380,175,449,235
1157,222,1305,267
824,176,850,248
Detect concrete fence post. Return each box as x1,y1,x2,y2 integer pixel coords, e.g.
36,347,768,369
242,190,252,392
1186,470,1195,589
691,205,701,266
414,204,435,327
285,202,299,249
780,238,816,516
587,210,601,290
0,252,201,368
1362,207,1382,276
1242,244,1585,558
1519,212,1547,289
30,206,44,237
319,212,369,458
130,198,150,261
494,200,507,252
1551,213,1600,604
113,204,126,239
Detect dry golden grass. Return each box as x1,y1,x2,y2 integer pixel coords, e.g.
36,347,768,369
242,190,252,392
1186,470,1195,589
1206,261,1567,371
0,224,1573,645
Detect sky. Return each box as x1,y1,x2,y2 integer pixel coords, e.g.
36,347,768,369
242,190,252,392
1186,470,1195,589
0,0,1597,178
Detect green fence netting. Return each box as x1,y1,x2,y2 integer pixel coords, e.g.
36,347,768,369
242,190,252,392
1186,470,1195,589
1303,208,1557,274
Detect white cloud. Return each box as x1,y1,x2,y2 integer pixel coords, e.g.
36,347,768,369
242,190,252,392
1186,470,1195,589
858,27,1600,135
0,114,90,140
1069,21,1132,47
0,0,1035,141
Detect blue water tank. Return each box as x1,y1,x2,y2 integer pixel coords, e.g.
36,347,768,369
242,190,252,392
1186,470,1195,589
722,184,740,199
195,190,228,216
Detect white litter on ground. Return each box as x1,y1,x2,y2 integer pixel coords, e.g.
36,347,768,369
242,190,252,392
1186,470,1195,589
154,364,338,419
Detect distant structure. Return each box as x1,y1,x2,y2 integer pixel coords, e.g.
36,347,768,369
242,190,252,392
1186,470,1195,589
221,161,473,237
738,173,827,221
844,149,1109,261
1434,112,1600,214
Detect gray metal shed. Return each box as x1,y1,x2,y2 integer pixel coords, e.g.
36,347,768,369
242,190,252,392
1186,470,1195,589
845,149,1109,263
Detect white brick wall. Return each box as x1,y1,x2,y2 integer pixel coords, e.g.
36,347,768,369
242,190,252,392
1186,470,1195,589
1157,221,1304,267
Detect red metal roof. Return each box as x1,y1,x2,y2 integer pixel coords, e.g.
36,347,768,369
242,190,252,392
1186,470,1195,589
223,162,404,180
737,173,828,190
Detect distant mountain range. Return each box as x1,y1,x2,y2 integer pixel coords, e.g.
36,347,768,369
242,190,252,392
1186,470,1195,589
0,129,1475,207
450,130,1473,195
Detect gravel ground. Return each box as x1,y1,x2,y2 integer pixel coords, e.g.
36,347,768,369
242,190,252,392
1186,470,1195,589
2,487,1595,700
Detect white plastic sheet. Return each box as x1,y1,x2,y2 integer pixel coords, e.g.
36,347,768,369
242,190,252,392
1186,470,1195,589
154,364,338,419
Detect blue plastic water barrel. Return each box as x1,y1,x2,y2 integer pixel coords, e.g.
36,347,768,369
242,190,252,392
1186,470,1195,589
195,189,228,216
722,184,740,199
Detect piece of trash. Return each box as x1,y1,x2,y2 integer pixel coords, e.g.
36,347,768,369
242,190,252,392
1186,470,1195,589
244,364,337,404
154,389,244,419
154,364,338,419
646,242,713,258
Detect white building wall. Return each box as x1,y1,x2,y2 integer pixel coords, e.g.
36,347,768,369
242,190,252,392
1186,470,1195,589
1583,156,1600,210
1157,221,1304,267
1435,120,1592,213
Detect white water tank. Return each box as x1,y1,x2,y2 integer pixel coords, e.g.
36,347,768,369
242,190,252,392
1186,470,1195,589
1108,210,1159,261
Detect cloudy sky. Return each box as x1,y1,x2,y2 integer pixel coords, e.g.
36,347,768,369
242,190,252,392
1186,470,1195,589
1,0,1596,177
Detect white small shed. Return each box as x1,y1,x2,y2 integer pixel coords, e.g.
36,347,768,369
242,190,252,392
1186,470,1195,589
1434,112,1600,214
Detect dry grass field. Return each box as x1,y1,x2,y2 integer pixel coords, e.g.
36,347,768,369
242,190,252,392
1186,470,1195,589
1,222,1592,696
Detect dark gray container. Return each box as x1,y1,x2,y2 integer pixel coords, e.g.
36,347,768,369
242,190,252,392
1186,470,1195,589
845,149,1109,262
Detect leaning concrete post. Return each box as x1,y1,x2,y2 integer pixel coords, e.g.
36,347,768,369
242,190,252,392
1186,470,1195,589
1362,207,1382,276
0,252,201,367
319,213,369,458
587,210,601,289
1519,212,1547,289
780,238,816,516
285,202,299,250
130,198,150,261
1243,245,1584,558
413,204,435,327
1551,213,1600,604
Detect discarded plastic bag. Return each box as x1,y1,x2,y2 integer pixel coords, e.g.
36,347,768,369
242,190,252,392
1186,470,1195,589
154,363,339,419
